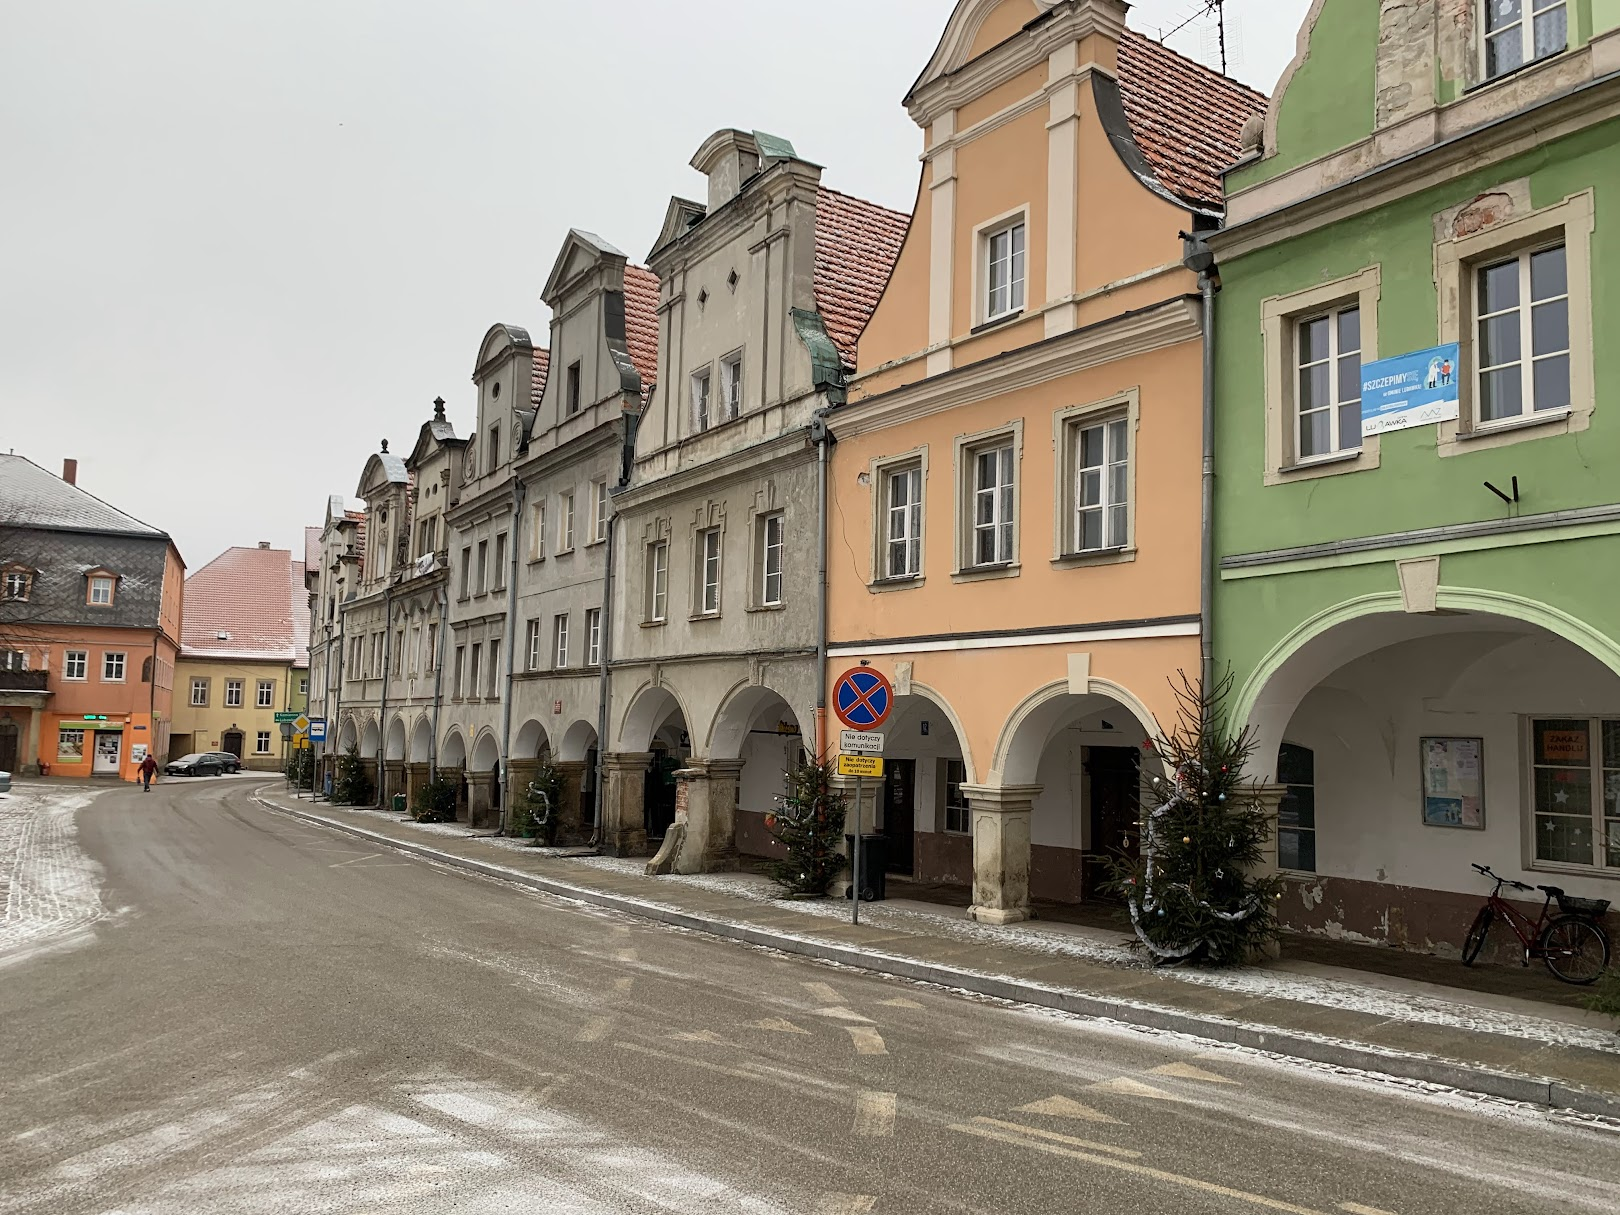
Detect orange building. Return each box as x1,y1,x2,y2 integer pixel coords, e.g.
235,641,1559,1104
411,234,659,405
825,0,1264,921
0,455,183,780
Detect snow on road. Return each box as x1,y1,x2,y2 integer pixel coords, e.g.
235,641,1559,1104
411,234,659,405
0,783,108,963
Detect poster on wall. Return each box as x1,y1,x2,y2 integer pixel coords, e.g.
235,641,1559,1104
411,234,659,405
1421,736,1485,829
1361,343,1462,436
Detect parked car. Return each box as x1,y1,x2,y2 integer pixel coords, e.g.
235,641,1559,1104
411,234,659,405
0,770,10,794
165,753,227,777
202,752,243,774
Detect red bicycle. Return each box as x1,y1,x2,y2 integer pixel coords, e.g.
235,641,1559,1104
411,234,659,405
1462,863,1611,984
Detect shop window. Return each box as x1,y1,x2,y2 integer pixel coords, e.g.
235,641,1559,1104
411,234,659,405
1277,743,1317,873
58,728,85,761
1530,718,1620,871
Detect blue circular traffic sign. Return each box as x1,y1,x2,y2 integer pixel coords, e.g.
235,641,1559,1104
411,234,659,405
833,667,894,730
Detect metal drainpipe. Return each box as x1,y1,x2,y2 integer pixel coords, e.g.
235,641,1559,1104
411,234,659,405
498,478,525,834
329,601,345,804
591,503,617,849
378,583,394,804
1197,269,1217,694
430,582,448,782
812,407,831,759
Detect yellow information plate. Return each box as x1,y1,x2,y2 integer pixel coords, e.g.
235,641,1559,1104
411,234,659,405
837,754,884,778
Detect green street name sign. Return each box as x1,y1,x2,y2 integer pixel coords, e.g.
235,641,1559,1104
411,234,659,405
273,711,300,723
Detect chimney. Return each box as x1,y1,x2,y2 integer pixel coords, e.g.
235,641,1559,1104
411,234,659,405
258,541,271,549
62,458,77,486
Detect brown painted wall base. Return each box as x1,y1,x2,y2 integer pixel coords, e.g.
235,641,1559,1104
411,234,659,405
735,810,787,860
1278,872,1619,961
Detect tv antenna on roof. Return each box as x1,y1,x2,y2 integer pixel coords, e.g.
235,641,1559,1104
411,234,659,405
1157,0,1230,75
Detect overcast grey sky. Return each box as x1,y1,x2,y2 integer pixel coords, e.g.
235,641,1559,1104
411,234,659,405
1,0,1311,569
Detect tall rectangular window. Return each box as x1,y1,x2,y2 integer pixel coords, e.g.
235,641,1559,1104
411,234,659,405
760,512,785,606
1295,305,1362,459
1476,245,1569,425
885,465,923,578
559,492,576,552
697,528,721,615
487,423,501,473
89,576,114,605
586,607,602,667
460,547,472,597
526,618,541,671
64,650,87,681
567,360,582,415
469,643,482,699
255,731,272,755
1484,0,1567,79
393,629,404,675
1276,743,1317,873
593,481,609,543
647,541,669,623
453,645,465,697
256,680,275,708
493,533,507,588
944,759,970,834
1530,718,1620,870
426,623,439,671
986,220,1026,320
531,501,546,560
971,444,1015,567
553,614,569,669
691,369,712,433
488,640,500,698
721,353,743,423
1074,418,1129,553
225,678,243,706
190,678,209,706
476,540,488,593
3,570,29,600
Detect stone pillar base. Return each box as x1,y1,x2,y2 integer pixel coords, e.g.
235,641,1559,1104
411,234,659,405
673,759,743,875
552,760,588,844
602,752,652,856
962,783,1039,926
465,771,497,829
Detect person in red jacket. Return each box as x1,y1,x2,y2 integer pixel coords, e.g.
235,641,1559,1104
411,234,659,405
138,752,159,792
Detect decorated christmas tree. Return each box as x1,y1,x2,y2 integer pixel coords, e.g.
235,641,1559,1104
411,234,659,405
764,758,849,897
1108,671,1282,966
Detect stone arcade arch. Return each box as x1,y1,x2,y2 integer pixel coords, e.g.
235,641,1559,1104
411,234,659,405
606,684,693,855
440,728,469,821
871,688,973,886
705,685,807,870
467,731,503,829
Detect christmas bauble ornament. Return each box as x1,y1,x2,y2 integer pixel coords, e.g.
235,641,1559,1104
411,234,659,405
1182,836,1191,844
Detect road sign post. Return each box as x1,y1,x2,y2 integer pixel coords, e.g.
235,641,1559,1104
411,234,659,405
833,667,894,925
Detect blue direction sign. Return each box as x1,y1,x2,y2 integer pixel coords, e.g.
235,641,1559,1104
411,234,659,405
833,667,894,730
307,717,329,743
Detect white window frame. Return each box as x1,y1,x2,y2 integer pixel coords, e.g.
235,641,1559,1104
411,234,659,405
647,541,669,623
1526,716,1620,875
426,623,439,672
3,569,29,600
1437,190,1594,456
453,645,465,697
559,492,576,553
104,652,127,682
592,480,609,543
1481,0,1568,82
1472,243,1570,429
469,643,482,700
1053,392,1139,565
586,607,601,667
530,501,546,561
1293,303,1364,463
476,540,488,593
691,368,712,434
64,650,88,681
255,731,273,755
944,759,971,835
526,618,541,672
256,680,275,708
553,614,570,669
759,512,785,607
224,678,243,706
953,423,1022,577
978,212,1027,324
493,532,507,589
191,678,209,706
873,456,925,583
89,575,114,606
720,352,743,423
696,528,722,616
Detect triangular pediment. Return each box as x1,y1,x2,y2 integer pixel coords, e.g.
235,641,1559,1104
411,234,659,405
648,197,707,261
543,229,629,306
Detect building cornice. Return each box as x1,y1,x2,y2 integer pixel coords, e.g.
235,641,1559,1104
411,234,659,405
615,427,814,512
838,297,1199,439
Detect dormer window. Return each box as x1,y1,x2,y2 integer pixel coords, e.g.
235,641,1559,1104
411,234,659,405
87,572,116,606
2,565,31,601
1484,0,1566,79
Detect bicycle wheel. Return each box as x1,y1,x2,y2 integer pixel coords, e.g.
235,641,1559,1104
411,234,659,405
1461,906,1492,966
1540,915,1609,985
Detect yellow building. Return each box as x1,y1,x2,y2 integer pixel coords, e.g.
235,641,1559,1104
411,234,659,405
169,544,308,770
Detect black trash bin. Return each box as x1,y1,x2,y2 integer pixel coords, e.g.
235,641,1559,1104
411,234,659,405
844,833,887,901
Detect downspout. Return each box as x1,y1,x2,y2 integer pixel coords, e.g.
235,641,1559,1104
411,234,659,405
430,582,448,782
329,600,345,804
498,477,525,833
378,583,394,804
1181,230,1219,693
592,403,640,848
811,407,832,759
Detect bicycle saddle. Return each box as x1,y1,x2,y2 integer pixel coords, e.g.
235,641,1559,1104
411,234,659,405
1537,884,1565,897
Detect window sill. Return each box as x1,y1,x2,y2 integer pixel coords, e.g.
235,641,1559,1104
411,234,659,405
868,575,924,593
971,310,1024,336
1279,449,1362,474
1460,408,1572,441
555,547,576,558
747,602,787,614
952,562,1020,585
585,538,607,549
528,556,546,565
641,619,668,630
1051,546,1136,570
689,611,723,623
1462,46,1569,95
1527,860,1619,883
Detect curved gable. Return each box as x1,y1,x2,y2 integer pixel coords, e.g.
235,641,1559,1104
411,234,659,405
909,0,1051,103
472,323,533,380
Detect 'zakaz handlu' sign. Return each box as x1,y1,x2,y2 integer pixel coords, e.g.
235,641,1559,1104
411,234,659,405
1360,342,1461,437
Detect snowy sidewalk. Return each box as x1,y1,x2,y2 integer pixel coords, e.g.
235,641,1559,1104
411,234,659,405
0,783,108,964
254,788,1620,1118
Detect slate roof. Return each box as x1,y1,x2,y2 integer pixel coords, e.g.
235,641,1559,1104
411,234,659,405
623,264,662,393
1116,31,1268,210
531,348,550,408
813,187,911,370
0,453,166,537
181,546,304,663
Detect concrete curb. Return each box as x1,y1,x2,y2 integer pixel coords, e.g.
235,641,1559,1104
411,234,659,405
256,795,1620,1120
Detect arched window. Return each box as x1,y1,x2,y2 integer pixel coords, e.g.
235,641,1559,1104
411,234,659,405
1277,742,1316,873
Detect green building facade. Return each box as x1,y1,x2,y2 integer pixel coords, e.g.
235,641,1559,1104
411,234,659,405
1210,1,1620,951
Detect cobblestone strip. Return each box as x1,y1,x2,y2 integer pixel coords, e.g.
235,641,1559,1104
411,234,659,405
0,787,108,958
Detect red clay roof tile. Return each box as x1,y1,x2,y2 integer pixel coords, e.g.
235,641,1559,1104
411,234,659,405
531,348,550,408
623,264,662,398
181,546,303,663
814,186,911,370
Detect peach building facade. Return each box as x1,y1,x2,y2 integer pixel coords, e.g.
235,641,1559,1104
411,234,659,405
825,0,1264,922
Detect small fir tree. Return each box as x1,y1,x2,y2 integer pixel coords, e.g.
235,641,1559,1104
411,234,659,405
332,743,374,806
1107,670,1283,967
284,747,315,791
411,778,459,823
764,758,848,897
515,762,565,844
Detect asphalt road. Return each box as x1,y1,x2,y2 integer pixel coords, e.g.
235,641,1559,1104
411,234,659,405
3,778,1619,1215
